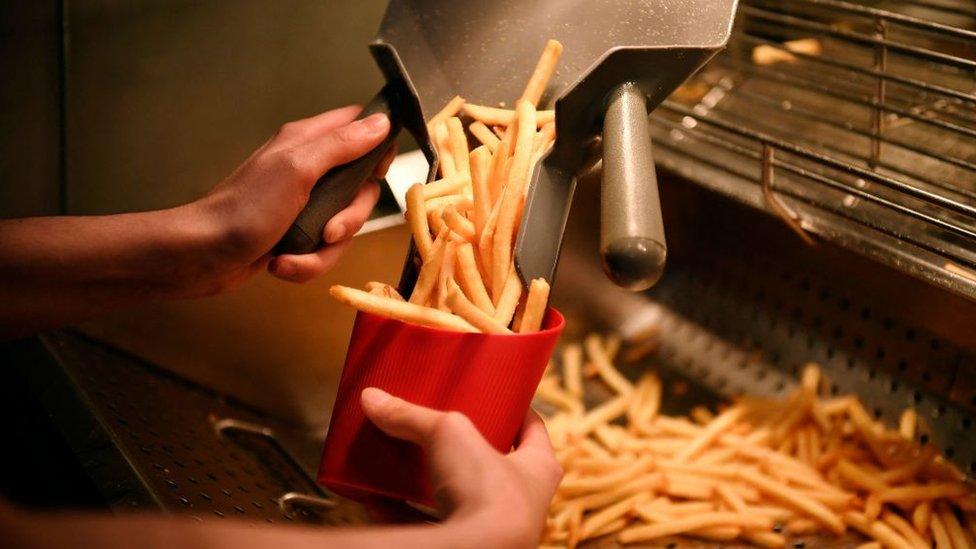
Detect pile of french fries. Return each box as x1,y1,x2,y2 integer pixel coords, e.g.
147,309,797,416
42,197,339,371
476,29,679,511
330,40,565,334
536,333,976,548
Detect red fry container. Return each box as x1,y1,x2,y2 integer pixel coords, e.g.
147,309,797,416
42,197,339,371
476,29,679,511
318,307,564,506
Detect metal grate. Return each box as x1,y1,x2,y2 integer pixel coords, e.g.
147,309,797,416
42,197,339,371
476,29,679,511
651,0,976,301
25,332,368,525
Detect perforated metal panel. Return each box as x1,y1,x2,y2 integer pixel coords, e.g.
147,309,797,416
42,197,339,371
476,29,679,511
28,332,367,526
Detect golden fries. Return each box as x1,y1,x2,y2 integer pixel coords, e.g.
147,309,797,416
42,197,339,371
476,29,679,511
536,334,975,548
331,42,565,334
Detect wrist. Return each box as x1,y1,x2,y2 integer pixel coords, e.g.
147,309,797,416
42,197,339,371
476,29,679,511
445,510,539,549
147,201,228,299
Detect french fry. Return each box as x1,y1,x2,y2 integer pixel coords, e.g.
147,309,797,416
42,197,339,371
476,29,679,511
533,120,557,154
880,445,937,484
492,262,523,327
518,278,550,333
454,243,494,316
469,146,492,235
674,406,745,462
882,509,930,549
558,456,654,496
426,194,473,211
461,103,555,127
426,94,464,130
844,511,914,549
931,510,953,549
877,483,970,504
744,531,788,548
739,469,845,533
837,459,890,492
435,241,457,311
899,408,917,440
913,501,933,537
445,282,509,334
562,344,583,399
444,116,471,176
469,121,500,152
536,382,583,416
432,121,456,177
405,183,434,260
491,100,536,293
618,512,773,543
421,172,469,199
553,473,662,513
584,333,634,395
786,517,819,535
575,395,630,436
939,503,973,549
442,204,476,241
365,281,404,301
329,286,475,332
408,227,450,305
520,39,564,106
579,492,649,539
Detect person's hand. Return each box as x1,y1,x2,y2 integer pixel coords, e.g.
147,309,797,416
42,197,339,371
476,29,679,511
360,388,562,548
179,106,394,296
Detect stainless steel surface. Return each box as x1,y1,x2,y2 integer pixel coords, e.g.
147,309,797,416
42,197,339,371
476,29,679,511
649,0,976,301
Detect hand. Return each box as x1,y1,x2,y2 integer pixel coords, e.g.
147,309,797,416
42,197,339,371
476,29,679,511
181,106,395,295
360,388,562,548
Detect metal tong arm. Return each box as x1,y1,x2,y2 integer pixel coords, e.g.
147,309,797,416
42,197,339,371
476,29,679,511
600,83,667,291
273,83,403,255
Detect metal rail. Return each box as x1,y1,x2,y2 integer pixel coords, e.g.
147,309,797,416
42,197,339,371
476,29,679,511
735,34,975,107
652,110,976,245
740,5,976,71
704,87,976,199
660,101,976,219
761,0,976,39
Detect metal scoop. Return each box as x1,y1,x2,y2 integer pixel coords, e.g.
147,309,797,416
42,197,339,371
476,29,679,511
275,0,738,293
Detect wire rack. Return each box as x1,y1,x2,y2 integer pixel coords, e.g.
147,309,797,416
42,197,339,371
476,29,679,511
651,0,976,300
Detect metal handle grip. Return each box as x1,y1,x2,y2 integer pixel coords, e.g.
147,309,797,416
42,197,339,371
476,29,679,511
600,82,667,291
272,86,402,255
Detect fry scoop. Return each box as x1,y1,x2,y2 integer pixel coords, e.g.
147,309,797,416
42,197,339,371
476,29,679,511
274,0,738,293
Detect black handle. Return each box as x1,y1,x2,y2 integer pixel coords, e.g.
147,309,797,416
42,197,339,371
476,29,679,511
272,85,403,255
600,83,667,291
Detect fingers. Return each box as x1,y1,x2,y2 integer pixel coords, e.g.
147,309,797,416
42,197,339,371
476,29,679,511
267,237,352,283
360,388,443,446
300,113,391,178
272,105,363,146
510,408,562,486
323,180,381,244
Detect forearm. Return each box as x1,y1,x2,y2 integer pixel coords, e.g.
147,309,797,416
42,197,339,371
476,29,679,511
0,202,219,339
1,506,513,549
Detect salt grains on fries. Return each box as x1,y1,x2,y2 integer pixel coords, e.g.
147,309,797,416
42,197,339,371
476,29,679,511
330,40,564,333
537,332,976,548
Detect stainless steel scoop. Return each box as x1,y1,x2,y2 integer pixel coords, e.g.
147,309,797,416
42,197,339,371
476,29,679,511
275,0,738,292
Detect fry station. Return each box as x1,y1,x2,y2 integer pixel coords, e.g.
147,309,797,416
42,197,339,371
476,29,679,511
1,1,975,548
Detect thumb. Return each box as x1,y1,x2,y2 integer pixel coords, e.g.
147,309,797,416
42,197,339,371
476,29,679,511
302,113,391,178
361,388,442,445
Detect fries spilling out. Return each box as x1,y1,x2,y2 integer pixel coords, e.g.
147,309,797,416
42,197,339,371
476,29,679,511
330,40,565,334
537,333,976,548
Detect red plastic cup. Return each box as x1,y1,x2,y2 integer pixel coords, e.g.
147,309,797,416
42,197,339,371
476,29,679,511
318,308,565,507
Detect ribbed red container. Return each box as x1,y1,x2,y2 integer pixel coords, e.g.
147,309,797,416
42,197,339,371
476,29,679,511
318,308,564,506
